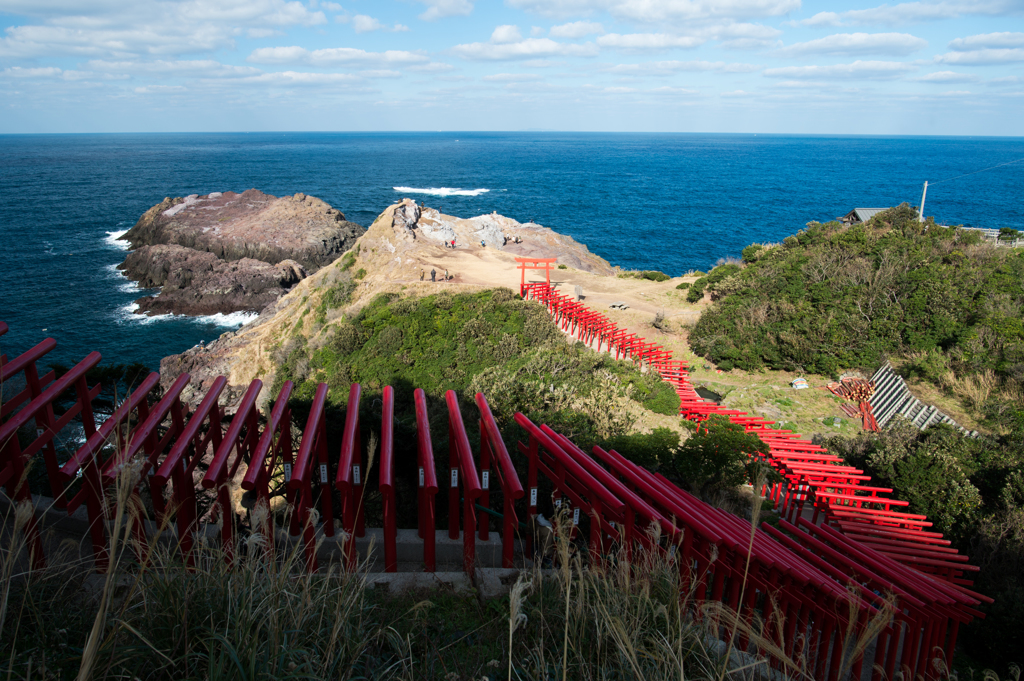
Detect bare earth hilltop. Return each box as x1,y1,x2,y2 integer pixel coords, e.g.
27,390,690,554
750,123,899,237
118,189,364,316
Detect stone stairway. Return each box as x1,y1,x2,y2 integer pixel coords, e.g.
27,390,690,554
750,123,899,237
868,363,978,436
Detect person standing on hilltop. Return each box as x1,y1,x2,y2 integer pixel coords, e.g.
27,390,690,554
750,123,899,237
431,268,436,282
444,268,449,281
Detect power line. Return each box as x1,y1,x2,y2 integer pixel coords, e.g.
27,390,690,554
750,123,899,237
929,156,1024,186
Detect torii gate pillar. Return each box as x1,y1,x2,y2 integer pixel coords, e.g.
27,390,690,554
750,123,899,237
515,257,557,297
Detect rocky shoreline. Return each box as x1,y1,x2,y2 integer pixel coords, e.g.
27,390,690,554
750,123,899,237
118,189,363,317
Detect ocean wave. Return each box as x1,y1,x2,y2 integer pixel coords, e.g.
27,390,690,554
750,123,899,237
117,303,171,325
197,311,259,327
393,186,490,197
105,230,130,250
116,303,257,328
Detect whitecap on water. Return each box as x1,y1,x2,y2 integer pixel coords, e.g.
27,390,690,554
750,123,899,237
194,311,259,327
104,229,130,250
115,303,257,328
393,186,490,197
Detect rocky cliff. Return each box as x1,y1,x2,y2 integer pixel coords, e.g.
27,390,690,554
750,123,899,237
118,190,364,316
159,200,616,407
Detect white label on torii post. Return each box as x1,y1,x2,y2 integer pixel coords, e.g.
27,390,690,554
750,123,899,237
283,463,292,482
320,464,328,484
481,471,489,490
554,498,562,508
37,428,44,438
530,488,537,507
451,468,459,488
573,508,580,525
419,467,425,487
352,465,361,485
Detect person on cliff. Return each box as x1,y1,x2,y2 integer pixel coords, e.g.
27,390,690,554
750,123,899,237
444,268,449,281
420,269,424,281
451,238,456,249
431,268,436,282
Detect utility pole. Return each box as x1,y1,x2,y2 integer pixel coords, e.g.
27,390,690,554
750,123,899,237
918,181,928,223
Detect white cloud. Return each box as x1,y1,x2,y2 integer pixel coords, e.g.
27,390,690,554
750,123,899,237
353,15,384,32
482,72,542,81
361,69,403,78
134,84,186,93
247,28,278,38
0,0,327,58
713,21,781,48
247,46,428,66
1,65,106,80
87,59,261,77
549,21,604,38
417,0,473,21
596,33,705,51
792,1,1017,27
607,59,759,74
507,0,800,23
720,89,749,97
935,48,1024,64
917,70,980,82
351,14,408,33
239,70,361,86
452,37,597,60
321,1,344,11
491,25,523,43
530,26,545,36
763,60,918,79
776,32,928,57
948,32,1024,50
407,61,455,72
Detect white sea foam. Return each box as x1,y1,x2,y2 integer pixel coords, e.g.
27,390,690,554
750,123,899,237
116,303,257,328
393,186,490,197
117,303,171,324
196,311,259,327
105,229,130,250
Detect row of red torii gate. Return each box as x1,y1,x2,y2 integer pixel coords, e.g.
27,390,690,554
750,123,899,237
0,276,990,680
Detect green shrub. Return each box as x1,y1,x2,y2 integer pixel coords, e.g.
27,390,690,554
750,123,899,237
340,250,357,271
741,244,762,263
686,279,706,303
602,427,680,468
641,270,671,282
689,204,1024,377
354,268,366,280
557,264,567,270
662,415,772,494
676,282,690,290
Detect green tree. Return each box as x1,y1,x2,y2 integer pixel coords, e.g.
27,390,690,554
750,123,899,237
663,414,773,494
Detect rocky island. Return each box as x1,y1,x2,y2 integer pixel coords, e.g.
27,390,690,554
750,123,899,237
118,189,364,316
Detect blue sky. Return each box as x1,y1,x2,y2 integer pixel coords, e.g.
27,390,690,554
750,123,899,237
1,0,1022,134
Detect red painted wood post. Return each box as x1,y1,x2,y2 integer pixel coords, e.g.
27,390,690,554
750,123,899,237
477,417,491,541
287,382,328,571
334,383,362,569
414,388,438,571
380,385,397,572
446,390,482,573
476,393,524,568
448,416,460,540
202,379,263,565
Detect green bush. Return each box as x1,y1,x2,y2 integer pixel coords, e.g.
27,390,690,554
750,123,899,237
641,270,671,282
741,244,762,263
686,279,706,303
689,204,1024,377
354,268,366,280
662,415,773,494
557,263,567,270
602,427,680,468
676,282,690,290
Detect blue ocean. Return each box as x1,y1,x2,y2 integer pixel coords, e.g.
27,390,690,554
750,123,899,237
1,132,1022,370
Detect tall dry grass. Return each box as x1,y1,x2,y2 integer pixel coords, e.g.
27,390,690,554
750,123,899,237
2,443,956,681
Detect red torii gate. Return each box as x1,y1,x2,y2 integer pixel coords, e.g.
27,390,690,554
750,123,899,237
515,257,557,297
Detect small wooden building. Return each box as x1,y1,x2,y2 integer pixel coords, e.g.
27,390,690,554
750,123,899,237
840,208,887,225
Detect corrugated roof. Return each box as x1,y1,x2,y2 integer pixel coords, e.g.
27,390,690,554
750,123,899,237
852,208,887,222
